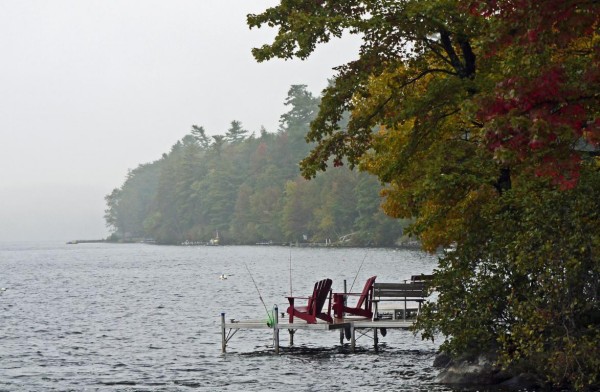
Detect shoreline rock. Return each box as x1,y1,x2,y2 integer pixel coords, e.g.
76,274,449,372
433,353,540,389
434,353,511,385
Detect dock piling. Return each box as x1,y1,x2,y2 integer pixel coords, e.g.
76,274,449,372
339,279,347,344
273,305,280,354
350,323,356,353
373,327,379,353
221,312,226,353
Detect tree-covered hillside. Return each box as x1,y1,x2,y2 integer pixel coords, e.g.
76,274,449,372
105,85,408,245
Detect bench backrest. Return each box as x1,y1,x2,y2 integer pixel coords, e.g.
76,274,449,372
373,282,427,298
410,274,433,283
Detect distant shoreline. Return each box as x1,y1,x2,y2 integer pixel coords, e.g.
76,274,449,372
66,238,423,251
66,239,107,244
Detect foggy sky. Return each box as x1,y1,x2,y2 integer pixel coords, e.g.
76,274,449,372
0,1,360,242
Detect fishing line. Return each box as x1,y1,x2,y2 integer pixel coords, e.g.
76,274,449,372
349,249,369,292
244,262,270,317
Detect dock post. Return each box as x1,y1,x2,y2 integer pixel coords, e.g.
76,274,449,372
289,329,295,346
339,279,347,344
273,305,280,354
221,312,226,353
350,323,356,353
373,327,379,353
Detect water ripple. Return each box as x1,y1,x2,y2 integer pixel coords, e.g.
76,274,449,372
0,242,470,391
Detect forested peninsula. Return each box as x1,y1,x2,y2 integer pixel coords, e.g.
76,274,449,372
104,85,409,246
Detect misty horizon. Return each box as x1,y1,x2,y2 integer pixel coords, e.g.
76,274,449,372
0,1,360,241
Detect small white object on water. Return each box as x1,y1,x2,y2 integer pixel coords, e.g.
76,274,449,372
219,274,228,280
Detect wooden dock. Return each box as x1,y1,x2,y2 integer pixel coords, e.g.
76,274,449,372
220,305,416,354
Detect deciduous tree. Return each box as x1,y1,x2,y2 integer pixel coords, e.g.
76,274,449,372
249,1,600,388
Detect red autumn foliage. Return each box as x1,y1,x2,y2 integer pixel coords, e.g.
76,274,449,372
469,0,599,49
477,65,595,187
469,0,600,189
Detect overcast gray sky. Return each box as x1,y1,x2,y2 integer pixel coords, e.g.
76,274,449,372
0,1,360,242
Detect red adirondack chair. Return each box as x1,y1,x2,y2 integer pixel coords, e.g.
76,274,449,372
333,276,377,319
286,278,333,324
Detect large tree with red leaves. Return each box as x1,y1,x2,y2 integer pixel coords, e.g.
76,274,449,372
249,0,600,389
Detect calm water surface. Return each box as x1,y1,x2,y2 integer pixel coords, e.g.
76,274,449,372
0,242,471,391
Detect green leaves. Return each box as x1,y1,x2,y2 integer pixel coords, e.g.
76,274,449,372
248,0,359,61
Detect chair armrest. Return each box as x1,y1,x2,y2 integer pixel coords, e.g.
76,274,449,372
333,292,363,297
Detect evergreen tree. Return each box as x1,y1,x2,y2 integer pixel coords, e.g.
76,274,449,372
225,120,248,143
191,125,211,150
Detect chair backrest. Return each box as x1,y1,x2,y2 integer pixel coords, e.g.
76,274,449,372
355,275,377,308
308,278,332,314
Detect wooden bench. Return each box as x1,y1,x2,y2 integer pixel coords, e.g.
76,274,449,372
410,274,433,283
372,282,428,321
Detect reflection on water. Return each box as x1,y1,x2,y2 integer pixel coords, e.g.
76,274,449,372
1,242,461,391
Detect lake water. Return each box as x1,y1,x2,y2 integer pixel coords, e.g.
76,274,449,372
1,242,469,391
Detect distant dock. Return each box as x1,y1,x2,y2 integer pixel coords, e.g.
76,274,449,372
66,239,106,244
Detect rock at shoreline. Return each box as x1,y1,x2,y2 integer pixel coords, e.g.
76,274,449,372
434,353,511,385
432,352,452,368
433,353,542,389
500,373,541,390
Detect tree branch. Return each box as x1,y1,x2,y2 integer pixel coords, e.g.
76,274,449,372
439,29,465,76
424,38,455,68
353,68,459,134
458,38,476,78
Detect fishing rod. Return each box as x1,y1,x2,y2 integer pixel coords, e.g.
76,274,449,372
349,249,369,292
244,262,270,317
289,243,293,297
